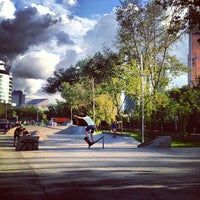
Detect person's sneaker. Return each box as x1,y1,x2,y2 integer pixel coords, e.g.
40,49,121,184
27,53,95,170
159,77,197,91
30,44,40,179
89,141,94,146
84,137,92,145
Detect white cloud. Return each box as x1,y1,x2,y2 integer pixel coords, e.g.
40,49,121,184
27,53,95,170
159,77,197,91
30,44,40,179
82,13,118,56
63,0,78,7
0,0,15,19
0,1,118,103
31,3,55,15
11,50,60,98
2,0,189,105
13,50,59,78
61,15,96,40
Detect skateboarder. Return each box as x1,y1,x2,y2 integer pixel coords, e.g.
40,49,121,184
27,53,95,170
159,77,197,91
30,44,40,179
74,113,96,143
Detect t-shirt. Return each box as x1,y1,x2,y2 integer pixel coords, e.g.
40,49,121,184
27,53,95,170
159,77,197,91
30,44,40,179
83,116,95,126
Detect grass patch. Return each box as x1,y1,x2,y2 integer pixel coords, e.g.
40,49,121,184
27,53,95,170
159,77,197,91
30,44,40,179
99,130,200,147
171,138,200,148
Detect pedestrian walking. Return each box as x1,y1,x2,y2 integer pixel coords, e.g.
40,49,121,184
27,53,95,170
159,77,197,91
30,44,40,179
111,121,117,138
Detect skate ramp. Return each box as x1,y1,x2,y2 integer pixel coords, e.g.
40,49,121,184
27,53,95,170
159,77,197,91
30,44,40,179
54,125,85,135
137,136,171,148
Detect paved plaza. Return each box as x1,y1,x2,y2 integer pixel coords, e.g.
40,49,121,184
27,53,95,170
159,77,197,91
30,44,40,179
0,125,200,200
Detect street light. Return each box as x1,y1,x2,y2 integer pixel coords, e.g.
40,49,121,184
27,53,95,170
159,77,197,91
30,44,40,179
140,54,145,143
92,78,95,124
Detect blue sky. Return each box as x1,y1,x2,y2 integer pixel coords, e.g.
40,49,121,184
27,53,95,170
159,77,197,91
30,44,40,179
73,0,121,17
0,0,121,102
0,0,187,103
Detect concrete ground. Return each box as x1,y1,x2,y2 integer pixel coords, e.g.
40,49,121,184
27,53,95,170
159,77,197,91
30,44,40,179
0,125,200,200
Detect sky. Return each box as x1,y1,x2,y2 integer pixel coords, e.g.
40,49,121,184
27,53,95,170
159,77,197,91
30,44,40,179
0,0,188,104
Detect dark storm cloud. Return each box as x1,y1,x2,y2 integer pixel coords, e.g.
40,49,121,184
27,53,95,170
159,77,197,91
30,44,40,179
0,6,61,60
56,31,75,46
13,58,45,79
56,49,79,70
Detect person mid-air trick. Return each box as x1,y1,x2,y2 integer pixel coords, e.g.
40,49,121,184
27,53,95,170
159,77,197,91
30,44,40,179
73,112,96,144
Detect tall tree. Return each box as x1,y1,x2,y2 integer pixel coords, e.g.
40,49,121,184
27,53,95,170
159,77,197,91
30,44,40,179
42,66,82,94
168,84,200,138
115,0,187,117
156,0,200,41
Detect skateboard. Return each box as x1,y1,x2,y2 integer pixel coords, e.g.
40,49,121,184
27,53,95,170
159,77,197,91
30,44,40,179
84,136,104,148
84,137,93,146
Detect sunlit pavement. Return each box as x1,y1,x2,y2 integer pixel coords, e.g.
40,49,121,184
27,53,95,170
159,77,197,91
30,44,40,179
0,125,200,200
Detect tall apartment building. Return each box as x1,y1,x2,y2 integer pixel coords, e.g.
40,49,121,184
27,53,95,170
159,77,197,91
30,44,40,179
0,60,13,104
188,7,200,85
188,33,200,84
12,90,25,107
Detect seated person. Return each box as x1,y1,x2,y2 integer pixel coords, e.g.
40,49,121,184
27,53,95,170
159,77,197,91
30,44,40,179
22,130,30,136
14,126,24,147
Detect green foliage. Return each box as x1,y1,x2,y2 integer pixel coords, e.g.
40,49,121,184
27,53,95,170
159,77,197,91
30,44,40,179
169,85,200,116
156,0,200,35
115,0,188,120
46,102,71,118
42,66,82,94
61,81,92,111
95,94,117,126
0,104,5,117
40,0,199,136
12,106,38,121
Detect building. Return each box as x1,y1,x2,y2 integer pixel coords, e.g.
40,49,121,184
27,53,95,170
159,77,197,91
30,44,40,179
0,60,13,104
12,90,25,107
188,33,200,84
26,98,49,108
188,8,200,85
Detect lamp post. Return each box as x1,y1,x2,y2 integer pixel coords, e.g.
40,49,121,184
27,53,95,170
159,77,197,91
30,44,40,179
92,78,95,124
140,54,145,143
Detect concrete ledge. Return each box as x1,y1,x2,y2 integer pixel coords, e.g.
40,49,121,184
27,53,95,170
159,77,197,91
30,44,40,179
16,136,39,151
138,136,171,148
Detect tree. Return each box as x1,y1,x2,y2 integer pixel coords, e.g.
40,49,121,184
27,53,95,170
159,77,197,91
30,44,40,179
115,0,188,135
95,94,117,127
13,106,38,121
80,50,126,129
156,0,200,41
42,66,82,94
0,104,5,118
168,84,200,139
61,81,91,111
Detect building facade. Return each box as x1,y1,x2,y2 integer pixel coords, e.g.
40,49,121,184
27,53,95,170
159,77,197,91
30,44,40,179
26,98,49,107
188,6,200,85
188,33,200,84
0,60,13,104
12,90,25,107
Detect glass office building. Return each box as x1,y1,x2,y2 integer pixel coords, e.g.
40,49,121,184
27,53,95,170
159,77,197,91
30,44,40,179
0,60,13,104
12,90,25,107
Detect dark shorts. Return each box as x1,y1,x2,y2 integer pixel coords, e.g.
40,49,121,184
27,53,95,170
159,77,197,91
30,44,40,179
85,125,96,133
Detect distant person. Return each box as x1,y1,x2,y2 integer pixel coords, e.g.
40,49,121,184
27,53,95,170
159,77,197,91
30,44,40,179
13,125,24,147
74,113,96,143
111,121,117,138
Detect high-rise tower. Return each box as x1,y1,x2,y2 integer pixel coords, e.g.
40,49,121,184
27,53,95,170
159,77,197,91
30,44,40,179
188,33,200,84
0,60,13,104
188,6,200,85
12,90,25,107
